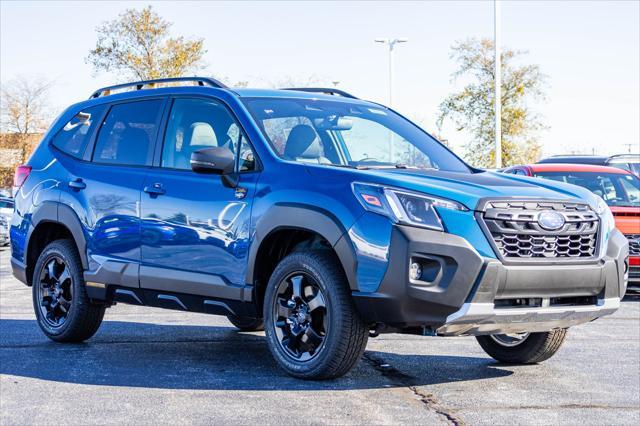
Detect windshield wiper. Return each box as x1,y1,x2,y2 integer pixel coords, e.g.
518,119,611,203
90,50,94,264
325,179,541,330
356,163,434,170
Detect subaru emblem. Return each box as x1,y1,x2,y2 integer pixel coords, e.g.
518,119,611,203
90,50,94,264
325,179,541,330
538,211,566,231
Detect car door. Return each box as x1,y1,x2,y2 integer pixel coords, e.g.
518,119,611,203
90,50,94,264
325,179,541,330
59,98,166,287
139,97,260,300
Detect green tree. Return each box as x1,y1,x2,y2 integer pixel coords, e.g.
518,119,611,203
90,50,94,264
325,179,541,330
437,38,546,168
86,6,206,80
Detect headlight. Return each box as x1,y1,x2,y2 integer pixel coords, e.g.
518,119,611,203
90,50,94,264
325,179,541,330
594,196,615,234
352,182,468,231
592,196,615,258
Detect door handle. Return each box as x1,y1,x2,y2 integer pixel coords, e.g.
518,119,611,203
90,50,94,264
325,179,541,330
68,178,86,190
144,183,166,197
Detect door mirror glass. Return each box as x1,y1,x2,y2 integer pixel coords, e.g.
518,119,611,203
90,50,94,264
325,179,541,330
190,147,235,175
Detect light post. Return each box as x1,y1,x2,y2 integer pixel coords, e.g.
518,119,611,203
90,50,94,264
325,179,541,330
374,38,408,107
494,0,502,168
375,38,408,162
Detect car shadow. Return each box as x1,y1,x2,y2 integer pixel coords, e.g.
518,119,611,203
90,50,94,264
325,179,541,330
0,319,512,390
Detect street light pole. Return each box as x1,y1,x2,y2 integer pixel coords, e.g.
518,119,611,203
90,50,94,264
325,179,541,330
375,38,408,107
494,0,502,169
375,38,408,162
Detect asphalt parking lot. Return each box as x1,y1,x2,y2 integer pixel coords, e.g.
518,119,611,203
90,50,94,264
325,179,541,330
1,246,638,425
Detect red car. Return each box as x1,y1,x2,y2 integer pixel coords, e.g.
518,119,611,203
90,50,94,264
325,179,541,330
503,163,640,291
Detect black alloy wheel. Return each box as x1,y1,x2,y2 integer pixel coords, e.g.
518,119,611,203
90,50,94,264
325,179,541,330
36,256,73,328
272,272,328,361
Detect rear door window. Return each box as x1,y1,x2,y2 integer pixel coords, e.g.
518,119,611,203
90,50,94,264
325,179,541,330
93,100,164,166
51,105,107,158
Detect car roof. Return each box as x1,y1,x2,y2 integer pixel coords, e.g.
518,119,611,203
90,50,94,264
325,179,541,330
526,163,631,174
538,154,640,164
537,155,609,164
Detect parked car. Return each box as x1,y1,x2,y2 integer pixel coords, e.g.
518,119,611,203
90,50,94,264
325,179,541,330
503,163,639,291
538,154,640,177
0,197,13,246
10,77,628,379
0,215,9,246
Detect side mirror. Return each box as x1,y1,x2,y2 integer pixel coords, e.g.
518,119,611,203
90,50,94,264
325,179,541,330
191,147,235,175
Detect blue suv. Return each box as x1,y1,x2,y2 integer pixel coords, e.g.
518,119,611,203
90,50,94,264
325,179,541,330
10,77,628,379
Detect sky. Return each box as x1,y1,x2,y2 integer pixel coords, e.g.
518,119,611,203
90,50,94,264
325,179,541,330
1,0,638,159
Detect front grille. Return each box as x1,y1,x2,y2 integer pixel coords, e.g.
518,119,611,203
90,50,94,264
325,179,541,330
481,200,599,260
626,234,640,256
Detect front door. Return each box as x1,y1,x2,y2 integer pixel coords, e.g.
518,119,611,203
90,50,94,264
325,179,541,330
139,97,259,300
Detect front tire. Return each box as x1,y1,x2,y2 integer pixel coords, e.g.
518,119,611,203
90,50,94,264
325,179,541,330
264,250,369,379
32,239,105,342
476,329,568,364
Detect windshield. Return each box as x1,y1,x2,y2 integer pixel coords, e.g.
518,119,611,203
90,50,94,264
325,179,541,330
242,97,470,173
534,171,640,207
608,160,640,176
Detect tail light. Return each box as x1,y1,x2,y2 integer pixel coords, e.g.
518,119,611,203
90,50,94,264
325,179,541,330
13,165,32,189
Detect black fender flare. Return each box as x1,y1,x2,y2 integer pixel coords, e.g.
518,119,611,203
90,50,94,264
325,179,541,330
26,202,89,270
245,204,358,290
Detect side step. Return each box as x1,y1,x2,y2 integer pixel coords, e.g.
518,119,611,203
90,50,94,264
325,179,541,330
91,285,256,318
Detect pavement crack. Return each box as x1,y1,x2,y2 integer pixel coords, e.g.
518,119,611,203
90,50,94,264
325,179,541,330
409,385,466,426
363,352,465,426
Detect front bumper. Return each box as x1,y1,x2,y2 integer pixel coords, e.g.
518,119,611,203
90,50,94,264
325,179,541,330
352,225,628,336
628,258,640,290
436,298,620,336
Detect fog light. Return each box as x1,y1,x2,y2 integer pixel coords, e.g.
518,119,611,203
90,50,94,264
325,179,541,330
409,262,422,280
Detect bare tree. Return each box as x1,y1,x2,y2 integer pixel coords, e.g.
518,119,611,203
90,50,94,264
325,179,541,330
1,75,53,134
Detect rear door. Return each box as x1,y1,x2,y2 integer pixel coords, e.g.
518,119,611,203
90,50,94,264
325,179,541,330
59,98,166,286
139,97,260,300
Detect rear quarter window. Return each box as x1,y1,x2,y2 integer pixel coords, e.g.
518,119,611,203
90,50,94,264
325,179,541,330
51,105,107,158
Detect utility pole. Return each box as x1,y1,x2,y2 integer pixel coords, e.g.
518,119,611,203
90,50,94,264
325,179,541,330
494,0,502,169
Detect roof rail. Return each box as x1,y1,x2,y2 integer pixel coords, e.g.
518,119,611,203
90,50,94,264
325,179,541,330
550,154,592,157
282,87,358,99
609,153,639,159
89,77,228,99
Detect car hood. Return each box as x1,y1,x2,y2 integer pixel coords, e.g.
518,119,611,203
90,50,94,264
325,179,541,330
307,166,599,211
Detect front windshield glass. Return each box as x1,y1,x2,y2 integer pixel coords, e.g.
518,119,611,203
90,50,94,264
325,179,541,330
242,97,470,173
534,171,640,207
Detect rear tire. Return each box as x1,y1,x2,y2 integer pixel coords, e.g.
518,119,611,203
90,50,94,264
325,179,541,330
227,315,264,331
476,329,568,364
264,250,369,379
32,239,105,342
